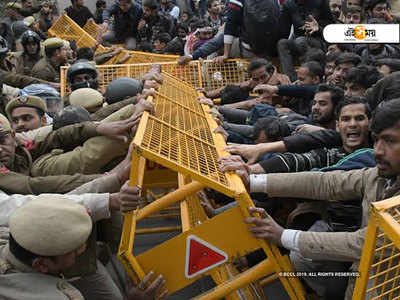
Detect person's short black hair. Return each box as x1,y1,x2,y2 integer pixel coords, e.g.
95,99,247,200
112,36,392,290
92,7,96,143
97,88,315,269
247,58,274,75
335,52,362,67
301,61,324,80
315,84,344,108
345,65,383,89
334,43,355,53
154,32,171,44
142,0,158,9
371,98,400,134
182,10,191,18
335,95,371,120
176,23,189,33
96,0,106,8
303,48,326,66
188,16,200,31
366,0,387,10
221,85,249,103
76,47,94,60
375,58,400,73
193,19,209,31
253,116,291,142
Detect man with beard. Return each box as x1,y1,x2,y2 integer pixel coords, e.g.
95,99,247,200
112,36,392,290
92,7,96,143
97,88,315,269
242,98,400,299
31,38,67,82
137,0,173,51
309,84,343,130
13,30,42,77
329,0,342,21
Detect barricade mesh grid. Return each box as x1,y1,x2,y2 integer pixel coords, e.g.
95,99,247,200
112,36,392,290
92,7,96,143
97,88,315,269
364,205,400,299
60,62,200,97
137,72,229,188
141,116,228,187
61,60,249,98
82,19,99,39
185,193,208,229
48,14,106,51
200,59,249,91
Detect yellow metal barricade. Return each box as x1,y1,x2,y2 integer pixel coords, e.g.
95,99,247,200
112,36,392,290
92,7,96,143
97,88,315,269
60,60,249,98
353,196,400,299
82,19,100,39
48,14,106,51
60,61,201,97
118,71,306,299
104,50,179,65
200,59,250,91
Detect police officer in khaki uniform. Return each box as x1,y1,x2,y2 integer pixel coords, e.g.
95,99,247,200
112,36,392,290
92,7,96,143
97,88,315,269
0,37,60,115
31,37,67,82
0,112,139,194
13,30,43,76
5,95,47,133
0,194,167,300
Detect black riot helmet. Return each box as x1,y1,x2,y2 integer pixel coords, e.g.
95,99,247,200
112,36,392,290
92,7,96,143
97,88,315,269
11,21,29,39
21,30,41,55
105,77,143,104
66,60,99,91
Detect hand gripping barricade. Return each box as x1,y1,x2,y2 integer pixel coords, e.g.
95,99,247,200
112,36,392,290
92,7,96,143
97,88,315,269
60,59,250,98
353,196,400,299
117,70,307,299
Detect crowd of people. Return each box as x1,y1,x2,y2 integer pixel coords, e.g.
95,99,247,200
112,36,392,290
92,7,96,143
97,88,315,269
0,0,400,299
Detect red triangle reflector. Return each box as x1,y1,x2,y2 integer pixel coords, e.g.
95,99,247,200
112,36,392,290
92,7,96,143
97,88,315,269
185,235,228,278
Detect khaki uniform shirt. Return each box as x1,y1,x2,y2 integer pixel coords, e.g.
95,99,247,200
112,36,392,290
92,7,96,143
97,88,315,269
12,51,43,77
0,176,120,299
0,122,103,195
31,56,61,82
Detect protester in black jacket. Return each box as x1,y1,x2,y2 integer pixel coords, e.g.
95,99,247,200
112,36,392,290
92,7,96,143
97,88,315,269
277,0,335,81
65,0,94,28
